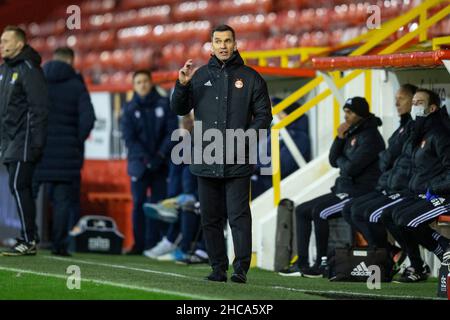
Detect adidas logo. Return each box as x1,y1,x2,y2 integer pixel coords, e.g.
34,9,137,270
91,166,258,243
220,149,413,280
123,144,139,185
350,261,371,277
204,80,212,86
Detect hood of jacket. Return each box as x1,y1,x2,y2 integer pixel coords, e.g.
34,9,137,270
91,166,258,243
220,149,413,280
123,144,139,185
347,113,382,136
43,60,77,82
4,44,41,67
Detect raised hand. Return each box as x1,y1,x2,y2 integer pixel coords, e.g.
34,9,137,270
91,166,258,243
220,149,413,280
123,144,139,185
179,59,197,86
337,122,351,139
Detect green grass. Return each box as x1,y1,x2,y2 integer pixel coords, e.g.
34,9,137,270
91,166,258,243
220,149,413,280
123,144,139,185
0,250,442,300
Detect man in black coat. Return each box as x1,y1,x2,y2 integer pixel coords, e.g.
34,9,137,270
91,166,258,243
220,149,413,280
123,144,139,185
33,47,96,256
379,89,450,282
279,97,385,278
121,70,179,255
0,26,48,256
171,25,272,283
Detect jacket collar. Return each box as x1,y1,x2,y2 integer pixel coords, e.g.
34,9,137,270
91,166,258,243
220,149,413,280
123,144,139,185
347,114,382,136
131,87,160,108
208,51,244,71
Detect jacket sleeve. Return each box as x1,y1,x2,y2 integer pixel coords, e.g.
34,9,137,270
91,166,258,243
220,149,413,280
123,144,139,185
170,80,194,116
157,99,179,158
248,74,272,131
334,132,385,177
21,65,49,150
428,134,450,194
120,106,148,158
378,127,408,172
78,83,96,144
329,137,346,168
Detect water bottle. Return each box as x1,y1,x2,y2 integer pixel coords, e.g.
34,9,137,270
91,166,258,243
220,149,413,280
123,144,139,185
447,269,450,300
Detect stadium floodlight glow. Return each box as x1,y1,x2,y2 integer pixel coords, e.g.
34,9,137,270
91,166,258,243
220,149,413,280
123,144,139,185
409,22,418,32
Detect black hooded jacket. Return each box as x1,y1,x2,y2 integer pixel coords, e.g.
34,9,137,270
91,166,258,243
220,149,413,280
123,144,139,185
34,60,96,182
0,45,48,163
408,109,450,195
377,113,414,192
329,115,386,196
171,51,272,178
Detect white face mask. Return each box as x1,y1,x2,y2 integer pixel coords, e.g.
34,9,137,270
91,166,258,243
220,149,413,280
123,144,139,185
410,104,427,121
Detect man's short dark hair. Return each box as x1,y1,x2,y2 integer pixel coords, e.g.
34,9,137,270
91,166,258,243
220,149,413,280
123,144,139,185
211,24,235,41
416,88,441,108
399,83,418,97
3,25,27,43
132,70,152,81
54,47,74,60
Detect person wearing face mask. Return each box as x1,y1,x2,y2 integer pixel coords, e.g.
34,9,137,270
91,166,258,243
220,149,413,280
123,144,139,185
340,84,417,275
0,26,48,256
171,25,272,283
378,89,450,282
279,97,385,278
120,70,179,255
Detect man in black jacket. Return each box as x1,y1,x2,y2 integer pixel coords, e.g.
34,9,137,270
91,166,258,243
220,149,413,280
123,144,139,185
121,70,179,255
171,25,272,283
33,47,96,256
279,97,385,277
0,26,48,256
341,84,416,265
379,89,450,282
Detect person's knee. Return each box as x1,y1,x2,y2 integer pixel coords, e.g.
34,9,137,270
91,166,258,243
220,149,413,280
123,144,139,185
394,213,410,228
295,203,311,220
341,205,353,223
379,210,393,225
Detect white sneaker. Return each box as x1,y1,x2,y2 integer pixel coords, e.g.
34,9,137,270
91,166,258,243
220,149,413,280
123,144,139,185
143,237,176,259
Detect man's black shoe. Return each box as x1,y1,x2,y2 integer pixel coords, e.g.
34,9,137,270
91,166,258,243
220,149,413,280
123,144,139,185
205,270,227,282
230,272,247,284
1,240,37,256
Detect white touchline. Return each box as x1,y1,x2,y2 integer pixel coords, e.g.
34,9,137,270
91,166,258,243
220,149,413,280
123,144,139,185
270,286,441,300
45,256,194,279
42,256,440,300
0,266,213,300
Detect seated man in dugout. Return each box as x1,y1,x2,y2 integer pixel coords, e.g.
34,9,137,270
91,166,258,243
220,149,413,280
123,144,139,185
279,97,385,278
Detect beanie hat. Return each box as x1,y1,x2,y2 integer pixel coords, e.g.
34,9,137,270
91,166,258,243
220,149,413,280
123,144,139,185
343,97,370,118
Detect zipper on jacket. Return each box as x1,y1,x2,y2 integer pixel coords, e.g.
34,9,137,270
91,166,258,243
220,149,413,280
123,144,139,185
24,111,30,161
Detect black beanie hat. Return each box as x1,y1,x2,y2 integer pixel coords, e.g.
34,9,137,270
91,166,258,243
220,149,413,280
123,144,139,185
343,97,370,118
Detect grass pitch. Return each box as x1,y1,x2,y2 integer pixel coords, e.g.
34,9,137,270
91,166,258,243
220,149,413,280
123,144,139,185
0,250,442,300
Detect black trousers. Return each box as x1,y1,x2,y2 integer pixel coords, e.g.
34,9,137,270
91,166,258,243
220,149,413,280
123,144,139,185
5,161,37,243
381,196,450,269
197,176,252,274
342,191,405,248
35,180,80,252
130,169,168,251
295,192,351,267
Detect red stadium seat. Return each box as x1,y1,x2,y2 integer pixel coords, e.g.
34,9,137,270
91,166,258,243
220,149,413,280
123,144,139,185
80,0,117,15
117,25,152,45
136,5,171,25
86,13,115,31
119,0,178,11
172,1,212,22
